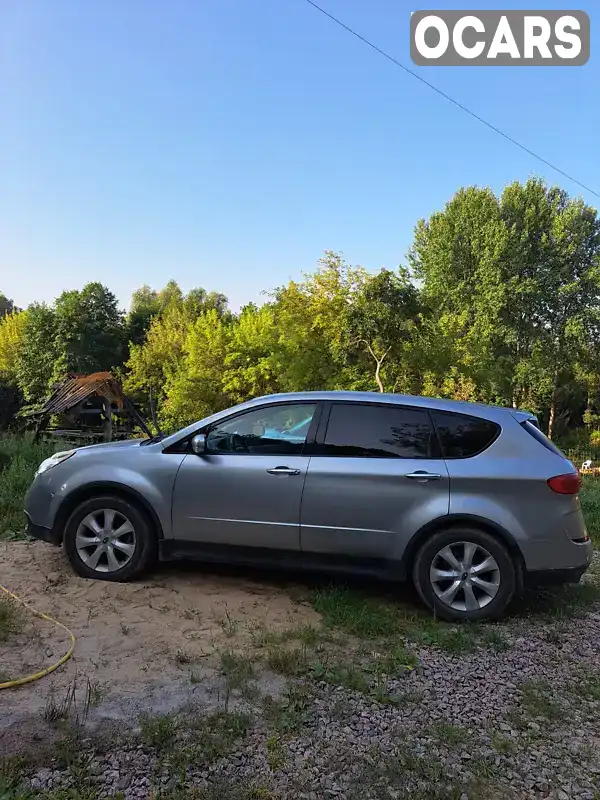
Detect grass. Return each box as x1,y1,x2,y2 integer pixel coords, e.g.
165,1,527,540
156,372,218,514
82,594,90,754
426,721,471,748
0,435,57,539
573,668,600,701
580,476,600,546
139,713,178,750
180,711,250,764
0,594,23,642
312,584,509,654
518,679,563,721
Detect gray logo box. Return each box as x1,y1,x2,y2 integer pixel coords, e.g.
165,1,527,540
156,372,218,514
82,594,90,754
410,10,590,65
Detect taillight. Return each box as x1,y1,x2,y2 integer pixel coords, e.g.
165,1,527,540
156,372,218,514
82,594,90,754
547,473,581,495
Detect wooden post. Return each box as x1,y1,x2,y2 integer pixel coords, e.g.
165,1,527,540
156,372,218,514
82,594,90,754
102,397,113,442
33,414,49,442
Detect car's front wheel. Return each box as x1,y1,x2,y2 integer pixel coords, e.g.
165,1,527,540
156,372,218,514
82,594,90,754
64,495,156,581
412,528,517,622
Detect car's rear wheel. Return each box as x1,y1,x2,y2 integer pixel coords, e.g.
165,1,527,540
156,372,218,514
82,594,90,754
64,495,156,581
412,528,517,622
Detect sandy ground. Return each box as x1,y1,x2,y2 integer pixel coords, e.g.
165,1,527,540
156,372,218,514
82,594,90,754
0,541,318,735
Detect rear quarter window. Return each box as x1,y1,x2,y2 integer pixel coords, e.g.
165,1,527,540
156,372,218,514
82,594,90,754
520,420,565,457
431,411,500,459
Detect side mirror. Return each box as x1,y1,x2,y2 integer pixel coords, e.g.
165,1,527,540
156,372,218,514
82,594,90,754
191,433,207,455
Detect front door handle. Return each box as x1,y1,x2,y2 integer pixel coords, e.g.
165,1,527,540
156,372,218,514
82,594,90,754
405,471,442,481
267,466,301,476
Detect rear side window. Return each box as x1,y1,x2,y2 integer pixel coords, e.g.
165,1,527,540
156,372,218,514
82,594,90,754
521,420,565,457
432,411,500,459
323,403,433,458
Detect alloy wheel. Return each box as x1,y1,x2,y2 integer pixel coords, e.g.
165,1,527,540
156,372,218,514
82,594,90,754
429,541,501,612
75,508,136,573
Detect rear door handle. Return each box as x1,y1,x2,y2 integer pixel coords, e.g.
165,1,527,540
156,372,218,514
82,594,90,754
266,466,301,476
405,471,442,481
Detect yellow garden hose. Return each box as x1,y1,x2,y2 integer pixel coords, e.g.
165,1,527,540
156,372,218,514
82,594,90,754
0,584,76,690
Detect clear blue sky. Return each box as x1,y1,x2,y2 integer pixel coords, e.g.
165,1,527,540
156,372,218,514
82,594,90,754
1,0,598,312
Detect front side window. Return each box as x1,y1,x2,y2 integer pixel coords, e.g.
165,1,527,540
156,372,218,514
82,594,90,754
322,403,433,458
432,411,500,458
206,403,317,455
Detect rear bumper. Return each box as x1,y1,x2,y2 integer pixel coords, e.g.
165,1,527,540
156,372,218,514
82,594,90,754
525,564,589,587
25,513,62,546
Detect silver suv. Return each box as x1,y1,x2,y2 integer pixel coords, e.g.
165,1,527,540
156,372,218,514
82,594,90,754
24,391,592,622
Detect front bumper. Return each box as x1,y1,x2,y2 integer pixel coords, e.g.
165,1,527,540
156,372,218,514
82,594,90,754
25,513,61,546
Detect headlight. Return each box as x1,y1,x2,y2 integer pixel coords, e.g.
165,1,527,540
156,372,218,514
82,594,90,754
36,450,77,475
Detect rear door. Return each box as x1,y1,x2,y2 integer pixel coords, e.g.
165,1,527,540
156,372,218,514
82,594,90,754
300,402,450,560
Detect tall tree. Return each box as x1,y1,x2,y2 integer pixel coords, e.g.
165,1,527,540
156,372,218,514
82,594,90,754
0,293,14,317
0,311,28,383
52,283,126,378
346,269,421,393
162,309,229,430
15,304,59,404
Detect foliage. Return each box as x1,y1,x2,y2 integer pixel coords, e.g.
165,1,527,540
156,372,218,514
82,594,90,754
0,435,56,539
52,283,127,379
3,179,600,441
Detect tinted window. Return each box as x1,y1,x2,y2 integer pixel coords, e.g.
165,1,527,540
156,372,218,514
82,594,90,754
432,411,499,458
521,420,565,457
206,404,316,456
323,404,432,458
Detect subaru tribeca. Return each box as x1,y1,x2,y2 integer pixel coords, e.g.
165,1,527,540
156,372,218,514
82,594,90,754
24,391,592,622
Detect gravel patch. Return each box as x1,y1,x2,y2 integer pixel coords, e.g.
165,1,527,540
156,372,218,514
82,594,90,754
19,598,600,800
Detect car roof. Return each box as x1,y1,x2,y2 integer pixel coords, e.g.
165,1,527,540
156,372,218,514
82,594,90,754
248,391,533,418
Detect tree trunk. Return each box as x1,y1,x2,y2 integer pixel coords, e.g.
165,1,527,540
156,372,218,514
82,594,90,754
102,397,113,442
548,395,557,440
374,359,384,393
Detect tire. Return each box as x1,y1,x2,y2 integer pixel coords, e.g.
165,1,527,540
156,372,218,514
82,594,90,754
64,495,157,582
412,527,517,622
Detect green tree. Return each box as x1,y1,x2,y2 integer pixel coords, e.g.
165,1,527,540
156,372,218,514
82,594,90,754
15,303,59,404
0,310,28,383
161,309,229,430
346,268,420,393
0,293,14,317
52,282,126,378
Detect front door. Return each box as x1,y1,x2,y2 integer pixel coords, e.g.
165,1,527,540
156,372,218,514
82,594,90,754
300,402,450,560
172,402,318,550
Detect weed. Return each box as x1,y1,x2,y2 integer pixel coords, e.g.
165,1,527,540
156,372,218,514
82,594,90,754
190,671,203,684
139,713,177,749
0,595,23,642
174,649,196,664
311,660,369,694
263,684,311,733
427,721,471,747
519,679,562,720
220,650,254,688
265,646,306,676
120,622,130,635
573,668,600,701
265,735,285,770
215,607,238,638
88,680,105,706
490,731,517,755
43,679,92,727
187,711,250,762
367,642,419,675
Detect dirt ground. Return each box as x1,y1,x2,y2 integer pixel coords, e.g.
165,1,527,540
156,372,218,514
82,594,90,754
0,541,318,735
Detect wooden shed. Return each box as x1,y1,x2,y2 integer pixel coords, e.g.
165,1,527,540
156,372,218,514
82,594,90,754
28,372,151,442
